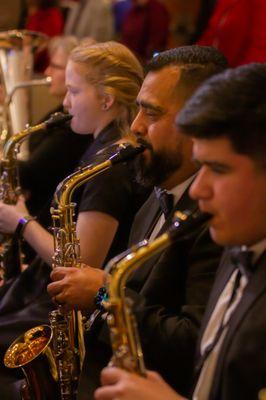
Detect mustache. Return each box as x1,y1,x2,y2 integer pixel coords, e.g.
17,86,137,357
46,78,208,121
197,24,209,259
136,138,153,151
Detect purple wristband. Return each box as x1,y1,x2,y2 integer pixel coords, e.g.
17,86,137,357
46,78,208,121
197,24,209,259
14,215,36,238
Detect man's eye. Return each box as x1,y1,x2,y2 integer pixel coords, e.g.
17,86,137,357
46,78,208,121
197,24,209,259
210,166,228,174
146,112,158,118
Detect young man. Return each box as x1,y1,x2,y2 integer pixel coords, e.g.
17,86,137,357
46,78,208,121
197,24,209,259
47,46,226,398
95,63,266,400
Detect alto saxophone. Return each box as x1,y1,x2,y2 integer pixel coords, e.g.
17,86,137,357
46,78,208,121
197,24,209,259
103,209,210,375
4,141,145,400
0,112,72,281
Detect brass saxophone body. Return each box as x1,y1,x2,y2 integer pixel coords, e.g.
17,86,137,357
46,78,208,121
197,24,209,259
4,141,145,400
103,209,211,375
0,112,72,281
49,141,146,400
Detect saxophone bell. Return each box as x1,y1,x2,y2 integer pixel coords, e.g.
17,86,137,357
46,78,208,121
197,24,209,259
4,325,59,400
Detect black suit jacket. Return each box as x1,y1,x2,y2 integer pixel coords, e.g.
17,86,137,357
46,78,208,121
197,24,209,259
78,188,223,398
126,189,222,395
193,250,266,400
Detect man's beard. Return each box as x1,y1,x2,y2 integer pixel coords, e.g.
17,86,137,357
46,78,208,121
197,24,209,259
134,145,183,187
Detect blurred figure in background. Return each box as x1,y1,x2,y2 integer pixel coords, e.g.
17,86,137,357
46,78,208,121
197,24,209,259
18,35,91,232
25,0,64,37
24,0,64,71
68,0,115,42
121,0,169,62
112,0,132,37
190,0,217,43
196,0,266,67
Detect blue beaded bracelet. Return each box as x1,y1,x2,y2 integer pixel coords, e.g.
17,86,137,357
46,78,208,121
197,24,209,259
94,287,109,311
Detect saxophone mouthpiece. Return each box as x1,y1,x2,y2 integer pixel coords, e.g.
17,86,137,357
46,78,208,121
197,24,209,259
109,142,146,165
45,112,72,129
168,209,212,242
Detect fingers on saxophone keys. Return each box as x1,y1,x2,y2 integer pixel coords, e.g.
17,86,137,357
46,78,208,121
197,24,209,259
49,283,63,301
50,266,68,281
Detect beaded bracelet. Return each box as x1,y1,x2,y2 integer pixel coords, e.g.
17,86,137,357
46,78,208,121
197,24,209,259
94,286,109,311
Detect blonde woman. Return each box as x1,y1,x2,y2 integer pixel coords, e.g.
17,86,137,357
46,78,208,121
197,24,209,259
0,41,148,397
18,35,90,233
0,41,145,269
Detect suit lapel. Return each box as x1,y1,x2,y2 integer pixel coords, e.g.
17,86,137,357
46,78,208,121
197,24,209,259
128,190,161,245
209,251,266,398
195,250,235,355
127,186,198,291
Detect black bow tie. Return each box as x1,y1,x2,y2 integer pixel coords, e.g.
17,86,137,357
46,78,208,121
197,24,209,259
230,247,254,278
155,188,174,219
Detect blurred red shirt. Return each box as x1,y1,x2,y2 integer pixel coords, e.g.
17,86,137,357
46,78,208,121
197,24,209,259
26,7,64,71
122,0,169,62
196,0,266,67
26,7,64,37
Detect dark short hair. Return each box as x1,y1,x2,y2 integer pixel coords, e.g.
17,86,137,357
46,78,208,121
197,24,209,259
146,45,228,101
176,63,266,169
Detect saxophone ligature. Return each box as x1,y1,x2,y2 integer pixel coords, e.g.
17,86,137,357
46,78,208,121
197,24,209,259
4,141,146,400
0,112,72,282
102,209,211,375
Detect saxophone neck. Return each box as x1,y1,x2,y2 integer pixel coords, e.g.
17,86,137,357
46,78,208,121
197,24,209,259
2,112,72,161
104,209,210,376
53,159,112,210
106,209,211,305
53,141,146,211
2,122,46,161
107,234,170,302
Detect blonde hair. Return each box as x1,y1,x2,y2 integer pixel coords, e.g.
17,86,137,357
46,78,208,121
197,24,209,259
48,35,80,58
69,41,144,132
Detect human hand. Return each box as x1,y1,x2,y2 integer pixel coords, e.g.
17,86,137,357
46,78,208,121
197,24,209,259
94,367,186,400
0,196,29,233
47,265,105,310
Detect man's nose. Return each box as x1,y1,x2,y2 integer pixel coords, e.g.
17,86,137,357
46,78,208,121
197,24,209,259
130,112,147,137
189,167,211,201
